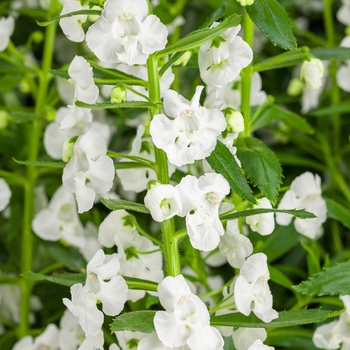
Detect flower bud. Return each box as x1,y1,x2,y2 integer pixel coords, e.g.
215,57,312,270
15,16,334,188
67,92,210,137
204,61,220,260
32,31,44,44
174,51,192,66
62,136,78,162
223,108,244,133
287,77,303,96
0,110,9,129
236,0,255,6
300,58,324,90
111,84,126,104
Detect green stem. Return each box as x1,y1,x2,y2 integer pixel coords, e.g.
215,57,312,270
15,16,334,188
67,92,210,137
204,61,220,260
19,6,57,338
147,54,180,277
241,8,254,137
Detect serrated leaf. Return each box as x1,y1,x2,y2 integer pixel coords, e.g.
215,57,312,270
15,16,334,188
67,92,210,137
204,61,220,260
206,140,256,204
220,208,316,221
251,105,314,134
235,137,282,205
210,308,343,328
13,158,65,168
110,311,156,333
75,100,156,110
246,0,297,50
101,198,150,214
23,271,85,287
36,9,101,27
325,198,350,229
294,261,350,296
156,14,241,57
9,112,41,123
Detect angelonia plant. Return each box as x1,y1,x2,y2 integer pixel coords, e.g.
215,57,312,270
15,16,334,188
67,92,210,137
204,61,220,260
1,0,350,349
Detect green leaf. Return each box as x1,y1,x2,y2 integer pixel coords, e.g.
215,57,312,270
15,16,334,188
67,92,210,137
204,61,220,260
200,5,226,29
23,271,85,287
36,9,101,27
9,112,42,123
101,198,150,214
311,47,350,61
325,198,350,229
294,261,350,296
235,137,283,205
307,101,350,117
251,105,314,134
156,14,241,57
220,208,316,221
246,0,297,50
269,265,294,290
210,308,343,328
13,158,65,168
75,100,156,110
50,69,69,79
0,73,23,92
123,276,158,292
110,311,156,333
114,162,150,170
206,141,256,204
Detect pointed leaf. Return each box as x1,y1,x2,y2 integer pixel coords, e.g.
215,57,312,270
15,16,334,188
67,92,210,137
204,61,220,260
13,158,65,168
110,311,156,333
235,137,282,205
325,198,350,229
101,198,150,214
75,100,156,110
114,162,150,170
156,14,241,57
123,277,158,292
210,308,343,328
206,140,256,204
311,47,350,61
246,0,297,50
9,112,42,123
23,272,86,287
293,261,350,296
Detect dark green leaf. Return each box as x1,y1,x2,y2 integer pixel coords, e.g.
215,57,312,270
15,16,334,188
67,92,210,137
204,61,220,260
246,0,297,50
101,198,150,214
156,14,241,57
269,265,294,290
251,105,314,134
221,208,315,221
75,100,156,109
294,261,350,296
276,153,327,173
110,311,156,333
50,69,69,79
307,102,350,117
210,308,343,328
311,47,350,61
36,9,101,27
123,276,158,292
13,158,65,168
9,112,42,123
325,198,350,229
23,271,85,287
200,5,226,29
206,140,256,204
235,137,283,205
0,74,23,92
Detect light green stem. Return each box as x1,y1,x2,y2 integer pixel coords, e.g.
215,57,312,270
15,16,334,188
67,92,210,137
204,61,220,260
241,9,254,137
147,54,180,277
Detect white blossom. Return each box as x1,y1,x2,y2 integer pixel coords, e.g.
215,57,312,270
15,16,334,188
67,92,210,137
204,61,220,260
276,172,327,239
198,24,253,87
233,253,278,323
150,86,226,167
59,310,85,350
336,36,350,92
0,178,11,212
300,58,324,90
59,0,87,42
115,330,147,349
85,0,168,65
337,0,350,26
0,16,15,51
154,275,224,350
232,328,268,350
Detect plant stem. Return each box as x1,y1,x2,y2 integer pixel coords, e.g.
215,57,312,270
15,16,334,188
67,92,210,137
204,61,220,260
147,54,180,277
241,8,254,137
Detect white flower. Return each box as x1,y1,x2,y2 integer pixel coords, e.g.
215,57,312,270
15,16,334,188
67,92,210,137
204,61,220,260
68,56,99,104
115,330,147,349
176,173,230,251
0,178,11,212
138,331,191,349
150,86,226,167
154,275,224,350
337,0,350,26
233,253,278,323
198,24,253,87
79,222,102,261
246,197,275,236
232,328,267,350
32,185,85,248
0,16,15,51
300,58,324,90
59,0,87,42
276,172,327,239
62,129,115,213
336,36,350,92
248,339,274,350
85,0,168,65
59,104,92,130
59,310,85,350
144,183,182,222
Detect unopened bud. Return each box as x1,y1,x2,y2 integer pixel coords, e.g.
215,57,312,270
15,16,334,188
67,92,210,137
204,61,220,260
111,84,126,104
236,0,254,6
300,58,324,90
174,51,192,67
346,27,350,37
0,111,9,129
287,78,303,96
44,106,56,121
32,31,44,44
223,108,244,133
62,136,78,162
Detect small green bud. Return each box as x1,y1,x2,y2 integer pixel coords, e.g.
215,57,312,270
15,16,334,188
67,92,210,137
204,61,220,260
236,0,254,6
158,56,167,67
19,79,31,94
173,51,192,67
62,136,78,162
147,179,160,190
0,111,9,129
44,106,56,121
287,78,303,96
32,31,44,44
346,26,350,37
111,84,126,104
223,108,244,133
